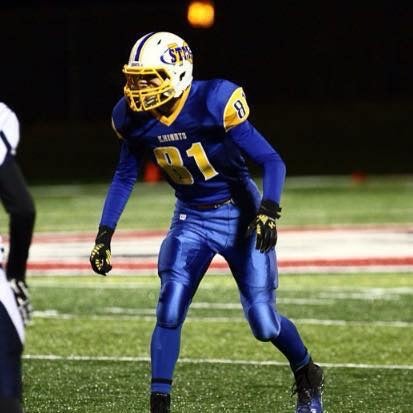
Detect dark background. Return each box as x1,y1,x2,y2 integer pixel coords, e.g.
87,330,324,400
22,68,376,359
1,1,412,183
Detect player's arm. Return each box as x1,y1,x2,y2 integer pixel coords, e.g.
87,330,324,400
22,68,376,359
90,133,142,276
220,84,286,203
234,122,285,252
0,102,20,162
228,120,286,204
224,88,286,252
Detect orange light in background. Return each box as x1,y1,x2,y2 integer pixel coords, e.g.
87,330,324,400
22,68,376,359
187,0,215,28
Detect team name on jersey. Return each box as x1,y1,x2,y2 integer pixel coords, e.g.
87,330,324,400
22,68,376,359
157,132,188,143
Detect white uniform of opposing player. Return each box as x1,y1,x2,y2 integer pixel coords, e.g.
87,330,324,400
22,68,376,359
0,102,36,326
0,235,25,413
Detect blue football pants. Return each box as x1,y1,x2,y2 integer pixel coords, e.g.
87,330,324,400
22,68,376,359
150,199,309,393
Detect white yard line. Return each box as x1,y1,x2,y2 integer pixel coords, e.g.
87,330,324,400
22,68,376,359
23,354,413,370
28,281,413,295
32,310,413,328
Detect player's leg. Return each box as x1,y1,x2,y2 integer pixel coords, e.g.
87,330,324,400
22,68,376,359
0,302,24,413
150,207,215,412
224,236,324,412
226,242,308,359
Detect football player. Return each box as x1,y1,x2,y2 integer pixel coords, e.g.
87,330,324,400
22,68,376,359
89,31,324,413
0,102,36,325
0,236,25,413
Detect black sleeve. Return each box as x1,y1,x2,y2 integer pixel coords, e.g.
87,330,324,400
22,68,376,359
0,158,35,281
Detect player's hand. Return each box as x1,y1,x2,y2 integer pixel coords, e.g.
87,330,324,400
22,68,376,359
9,279,33,326
90,225,114,276
247,200,281,253
90,243,112,275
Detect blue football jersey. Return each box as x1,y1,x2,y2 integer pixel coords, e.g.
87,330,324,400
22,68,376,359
102,79,285,228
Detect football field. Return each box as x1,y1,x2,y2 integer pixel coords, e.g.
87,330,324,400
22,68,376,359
24,273,413,413
1,176,412,412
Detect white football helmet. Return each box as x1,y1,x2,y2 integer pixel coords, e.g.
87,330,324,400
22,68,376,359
123,31,193,112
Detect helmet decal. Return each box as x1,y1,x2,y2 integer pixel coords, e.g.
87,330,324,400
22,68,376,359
161,44,193,66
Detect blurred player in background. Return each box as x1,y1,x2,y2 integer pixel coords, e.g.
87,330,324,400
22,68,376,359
89,32,324,413
0,236,25,413
0,102,36,325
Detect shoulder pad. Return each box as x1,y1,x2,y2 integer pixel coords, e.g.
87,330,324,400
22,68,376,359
223,87,250,131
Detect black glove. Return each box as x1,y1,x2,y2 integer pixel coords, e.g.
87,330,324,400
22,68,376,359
247,200,281,253
9,278,32,326
90,225,114,276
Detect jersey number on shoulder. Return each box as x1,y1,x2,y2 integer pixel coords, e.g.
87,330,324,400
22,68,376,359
153,142,218,185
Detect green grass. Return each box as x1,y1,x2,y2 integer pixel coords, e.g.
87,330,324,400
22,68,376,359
1,174,412,232
24,273,413,412
0,175,411,412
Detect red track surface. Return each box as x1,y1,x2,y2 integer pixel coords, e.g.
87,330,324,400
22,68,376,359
7,225,411,275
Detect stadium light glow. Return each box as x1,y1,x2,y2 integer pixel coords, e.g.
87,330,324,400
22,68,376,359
187,0,215,28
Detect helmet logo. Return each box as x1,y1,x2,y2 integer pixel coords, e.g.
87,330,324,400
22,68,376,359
160,43,193,66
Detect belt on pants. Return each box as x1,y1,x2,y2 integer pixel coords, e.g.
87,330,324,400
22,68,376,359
190,198,234,210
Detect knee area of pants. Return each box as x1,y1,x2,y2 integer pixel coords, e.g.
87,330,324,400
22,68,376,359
251,327,279,342
156,307,184,329
247,302,281,341
156,319,181,329
156,280,190,328
156,303,184,328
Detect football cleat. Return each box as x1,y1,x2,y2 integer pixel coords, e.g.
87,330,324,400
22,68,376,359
150,392,171,413
293,360,324,413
